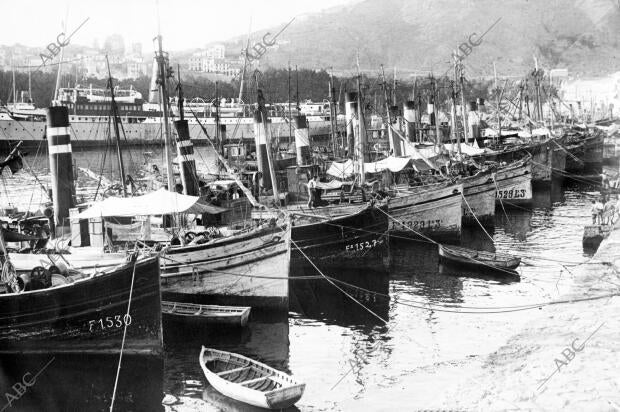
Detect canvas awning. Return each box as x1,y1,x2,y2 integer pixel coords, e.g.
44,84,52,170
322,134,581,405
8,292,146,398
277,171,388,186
442,143,486,156
364,156,412,174
77,188,228,219
315,180,354,190
326,159,354,179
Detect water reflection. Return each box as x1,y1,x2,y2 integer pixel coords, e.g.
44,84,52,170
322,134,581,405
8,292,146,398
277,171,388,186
0,354,163,411
290,263,390,327
389,239,465,304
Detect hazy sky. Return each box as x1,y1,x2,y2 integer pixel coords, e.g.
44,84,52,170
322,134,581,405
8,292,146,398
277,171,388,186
2,0,353,51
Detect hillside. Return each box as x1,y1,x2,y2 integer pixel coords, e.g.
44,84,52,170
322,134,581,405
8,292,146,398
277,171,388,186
218,0,620,78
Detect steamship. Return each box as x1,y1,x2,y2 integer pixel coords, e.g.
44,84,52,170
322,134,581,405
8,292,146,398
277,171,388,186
0,85,342,149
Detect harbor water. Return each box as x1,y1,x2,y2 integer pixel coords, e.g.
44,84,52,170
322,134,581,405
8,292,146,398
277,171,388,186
0,146,607,411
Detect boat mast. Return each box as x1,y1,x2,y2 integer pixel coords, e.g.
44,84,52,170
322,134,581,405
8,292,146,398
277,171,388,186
238,19,252,103
295,65,300,111
215,80,223,171
28,63,32,103
458,62,469,148
329,69,337,157
450,63,461,155
11,63,16,107
431,76,441,148
155,35,175,192
533,56,543,122
105,56,127,197
356,53,365,184
381,65,397,156
288,64,292,146
257,92,280,204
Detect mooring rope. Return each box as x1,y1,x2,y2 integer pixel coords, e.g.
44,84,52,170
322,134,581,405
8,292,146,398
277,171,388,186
290,238,389,324
460,192,494,242
109,248,139,412
491,174,513,224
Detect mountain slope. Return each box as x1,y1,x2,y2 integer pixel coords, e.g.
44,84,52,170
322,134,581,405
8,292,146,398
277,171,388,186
222,0,620,77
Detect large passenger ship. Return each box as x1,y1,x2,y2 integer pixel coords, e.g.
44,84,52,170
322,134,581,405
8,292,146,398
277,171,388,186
0,85,342,148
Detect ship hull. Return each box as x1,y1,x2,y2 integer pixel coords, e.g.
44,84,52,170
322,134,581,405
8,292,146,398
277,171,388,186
0,256,162,356
159,225,290,310
0,115,338,148
290,203,389,270
387,183,463,242
459,170,496,227
494,158,533,206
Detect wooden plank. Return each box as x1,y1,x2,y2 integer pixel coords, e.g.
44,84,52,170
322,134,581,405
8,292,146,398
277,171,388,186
217,366,251,377
240,375,272,386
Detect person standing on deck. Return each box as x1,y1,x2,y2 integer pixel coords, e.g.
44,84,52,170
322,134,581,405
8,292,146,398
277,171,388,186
592,198,604,224
603,198,616,225
307,175,317,208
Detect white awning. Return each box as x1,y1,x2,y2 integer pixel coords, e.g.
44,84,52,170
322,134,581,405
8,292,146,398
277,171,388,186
326,159,354,179
364,156,412,174
77,188,228,219
443,143,487,156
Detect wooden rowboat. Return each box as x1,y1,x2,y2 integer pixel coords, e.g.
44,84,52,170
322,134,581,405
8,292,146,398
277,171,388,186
162,301,251,327
438,244,521,273
199,347,305,409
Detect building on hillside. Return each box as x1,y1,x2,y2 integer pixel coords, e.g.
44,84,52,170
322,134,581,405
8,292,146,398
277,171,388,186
188,44,243,77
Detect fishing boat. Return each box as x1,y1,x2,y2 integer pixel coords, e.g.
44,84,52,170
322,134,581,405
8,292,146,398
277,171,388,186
492,155,533,206
76,189,292,310
437,244,521,273
456,167,497,226
387,181,464,241
162,301,251,327
199,346,305,410
287,202,389,269
0,252,163,355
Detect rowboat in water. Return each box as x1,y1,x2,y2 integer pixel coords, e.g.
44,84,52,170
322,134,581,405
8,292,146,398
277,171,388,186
200,346,305,409
438,244,521,273
162,301,250,327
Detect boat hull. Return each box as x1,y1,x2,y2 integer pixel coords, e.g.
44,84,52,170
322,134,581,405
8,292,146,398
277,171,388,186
459,171,496,227
160,225,290,310
200,347,305,410
438,245,520,273
486,140,554,183
551,145,567,181
0,256,162,356
387,183,463,242
494,159,533,206
161,301,251,327
290,203,389,270
583,130,604,171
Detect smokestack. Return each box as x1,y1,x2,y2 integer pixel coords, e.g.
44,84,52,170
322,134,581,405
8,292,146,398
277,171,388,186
294,115,311,165
173,120,198,196
46,106,75,236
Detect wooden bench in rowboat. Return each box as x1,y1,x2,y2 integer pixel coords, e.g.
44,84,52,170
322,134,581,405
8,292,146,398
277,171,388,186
200,347,305,409
437,244,521,274
162,301,251,327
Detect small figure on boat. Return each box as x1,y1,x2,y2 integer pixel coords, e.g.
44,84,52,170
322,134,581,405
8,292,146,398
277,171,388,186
600,171,610,191
591,198,604,224
603,196,617,225
307,175,317,208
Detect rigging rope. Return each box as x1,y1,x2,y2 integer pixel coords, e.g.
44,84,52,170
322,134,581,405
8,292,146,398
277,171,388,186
109,248,139,412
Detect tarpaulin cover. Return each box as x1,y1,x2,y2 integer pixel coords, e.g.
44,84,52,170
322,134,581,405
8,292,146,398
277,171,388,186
77,188,228,219
326,159,354,179
314,180,354,190
364,156,412,174
442,143,487,156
